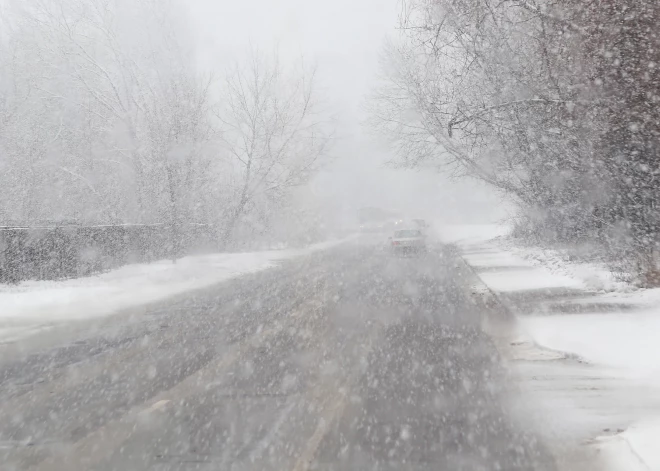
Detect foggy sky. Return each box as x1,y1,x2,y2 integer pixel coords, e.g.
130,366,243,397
187,0,509,225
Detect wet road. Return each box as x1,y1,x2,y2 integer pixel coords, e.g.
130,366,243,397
0,240,555,470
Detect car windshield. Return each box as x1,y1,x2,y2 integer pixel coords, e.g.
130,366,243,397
394,230,422,238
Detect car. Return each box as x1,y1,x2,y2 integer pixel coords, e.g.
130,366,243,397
389,229,426,255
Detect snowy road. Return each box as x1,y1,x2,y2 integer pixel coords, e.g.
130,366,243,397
0,241,555,470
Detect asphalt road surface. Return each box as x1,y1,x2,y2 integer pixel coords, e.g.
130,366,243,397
0,238,556,471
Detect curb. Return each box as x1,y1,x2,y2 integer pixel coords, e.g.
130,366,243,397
451,244,568,362
450,241,658,471
449,243,609,471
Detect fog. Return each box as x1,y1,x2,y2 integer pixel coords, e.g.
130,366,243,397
188,0,507,228
2,1,658,470
0,0,507,252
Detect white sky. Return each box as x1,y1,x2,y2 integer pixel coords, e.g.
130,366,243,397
189,0,395,120
187,0,508,224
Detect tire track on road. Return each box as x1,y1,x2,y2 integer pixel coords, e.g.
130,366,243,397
25,259,339,471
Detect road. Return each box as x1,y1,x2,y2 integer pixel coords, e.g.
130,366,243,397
0,239,556,471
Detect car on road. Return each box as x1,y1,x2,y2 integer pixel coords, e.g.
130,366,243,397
389,229,426,255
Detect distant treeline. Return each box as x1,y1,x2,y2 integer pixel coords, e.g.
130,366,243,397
0,223,216,283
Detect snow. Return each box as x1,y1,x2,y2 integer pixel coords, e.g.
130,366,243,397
441,223,660,471
592,287,660,306
478,269,584,292
519,306,660,470
591,434,649,471
501,239,635,294
437,222,645,294
591,418,660,471
0,238,353,342
520,312,660,384
437,223,586,292
622,418,660,470
461,250,529,268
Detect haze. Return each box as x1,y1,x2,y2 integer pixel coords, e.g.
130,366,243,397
1,1,658,470
188,0,505,225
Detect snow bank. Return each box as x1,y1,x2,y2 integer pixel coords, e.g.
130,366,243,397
623,418,660,470
520,301,660,470
437,223,585,292
440,223,660,471
479,269,584,293
0,253,278,323
520,312,660,384
592,435,648,471
440,224,660,383
0,238,353,337
437,223,645,294
501,240,634,293
594,418,660,471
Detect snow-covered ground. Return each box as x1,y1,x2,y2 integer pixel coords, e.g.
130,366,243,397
0,237,353,344
438,223,660,471
521,312,660,383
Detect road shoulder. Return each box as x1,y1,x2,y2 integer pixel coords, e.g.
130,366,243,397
442,224,660,471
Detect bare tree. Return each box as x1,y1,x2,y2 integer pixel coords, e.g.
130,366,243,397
1,0,333,260
375,1,578,193
373,0,660,280
217,51,332,244
371,0,604,228
143,69,215,259
1,0,219,227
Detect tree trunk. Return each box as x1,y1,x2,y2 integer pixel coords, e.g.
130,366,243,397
167,166,179,263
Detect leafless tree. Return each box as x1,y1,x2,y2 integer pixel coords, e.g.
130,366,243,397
143,69,216,259
1,0,218,222
373,0,660,279
216,51,333,243
1,0,333,258
371,0,603,225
